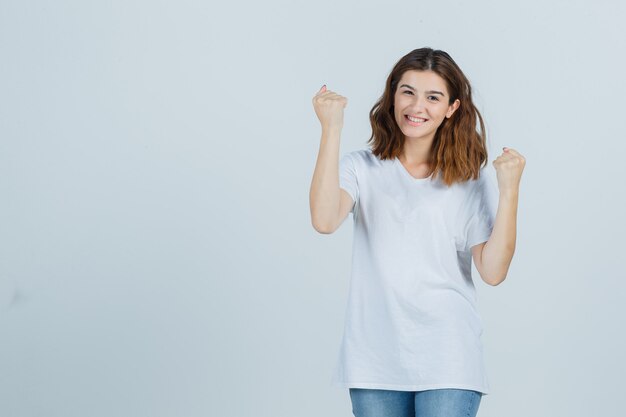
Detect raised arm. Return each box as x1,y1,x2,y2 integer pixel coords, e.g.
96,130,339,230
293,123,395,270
475,147,526,286
309,85,352,234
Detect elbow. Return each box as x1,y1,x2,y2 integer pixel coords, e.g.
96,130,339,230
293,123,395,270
310,202,339,234
313,224,336,234
481,250,514,286
484,273,507,286
479,264,508,286
310,207,341,234
311,219,337,234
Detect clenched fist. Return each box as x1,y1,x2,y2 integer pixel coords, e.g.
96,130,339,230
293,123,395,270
492,147,526,193
312,85,348,131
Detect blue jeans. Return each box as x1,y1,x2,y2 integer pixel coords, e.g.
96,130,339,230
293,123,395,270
349,388,483,417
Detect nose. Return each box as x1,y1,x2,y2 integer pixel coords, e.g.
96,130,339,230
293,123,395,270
409,94,428,111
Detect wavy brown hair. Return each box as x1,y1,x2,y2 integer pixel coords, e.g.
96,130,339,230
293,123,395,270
367,47,488,186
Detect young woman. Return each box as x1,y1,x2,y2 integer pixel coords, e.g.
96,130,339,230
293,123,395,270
309,47,525,417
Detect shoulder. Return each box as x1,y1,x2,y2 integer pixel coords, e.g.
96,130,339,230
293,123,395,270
465,166,499,210
460,166,494,192
346,147,388,166
475,166,497,193
344,148,373,161
449,166,497,209
342,148,379,170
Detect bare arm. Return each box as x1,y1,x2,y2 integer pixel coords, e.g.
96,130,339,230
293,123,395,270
309,85,352,234
472,147,526,286
471,189,518,286
309,127,354,234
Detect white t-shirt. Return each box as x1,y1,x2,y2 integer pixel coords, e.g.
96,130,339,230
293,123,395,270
331,148,498,395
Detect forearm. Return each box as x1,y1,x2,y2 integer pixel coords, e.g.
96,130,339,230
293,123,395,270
309,127,343,233
481,190,518,285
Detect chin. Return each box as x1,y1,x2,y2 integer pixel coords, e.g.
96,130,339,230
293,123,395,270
403,128,434,139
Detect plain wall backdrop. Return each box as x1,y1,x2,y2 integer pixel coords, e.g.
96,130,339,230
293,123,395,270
1,0,625,416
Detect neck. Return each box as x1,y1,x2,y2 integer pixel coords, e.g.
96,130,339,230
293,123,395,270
400,136,434,165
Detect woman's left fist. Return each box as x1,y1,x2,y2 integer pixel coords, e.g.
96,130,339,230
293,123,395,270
492,147,526,193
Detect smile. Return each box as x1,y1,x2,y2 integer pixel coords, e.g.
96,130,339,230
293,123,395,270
405,115,428,126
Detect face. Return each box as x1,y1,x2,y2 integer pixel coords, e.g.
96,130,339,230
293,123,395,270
393,70,460,142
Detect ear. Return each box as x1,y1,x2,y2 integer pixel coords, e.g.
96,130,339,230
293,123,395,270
446,99,461,118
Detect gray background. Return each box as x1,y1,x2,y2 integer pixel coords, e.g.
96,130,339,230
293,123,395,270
1,0,625,416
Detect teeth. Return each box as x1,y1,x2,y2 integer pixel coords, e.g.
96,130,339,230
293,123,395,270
407,115,426,123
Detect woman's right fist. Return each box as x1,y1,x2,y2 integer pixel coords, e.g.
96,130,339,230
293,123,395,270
312,84,348,130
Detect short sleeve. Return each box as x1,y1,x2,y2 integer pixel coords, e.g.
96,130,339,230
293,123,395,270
339,152,359,214
461,168,498,252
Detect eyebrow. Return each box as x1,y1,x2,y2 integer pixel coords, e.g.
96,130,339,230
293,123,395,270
399,84,445,96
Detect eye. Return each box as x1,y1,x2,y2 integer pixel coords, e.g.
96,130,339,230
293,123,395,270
428,96,439,101
403,90,413,95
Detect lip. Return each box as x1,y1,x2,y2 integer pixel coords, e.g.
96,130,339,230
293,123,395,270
405,115,428,126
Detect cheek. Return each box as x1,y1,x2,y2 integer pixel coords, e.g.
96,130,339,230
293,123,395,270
394,100,404,116
434,105,449,118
